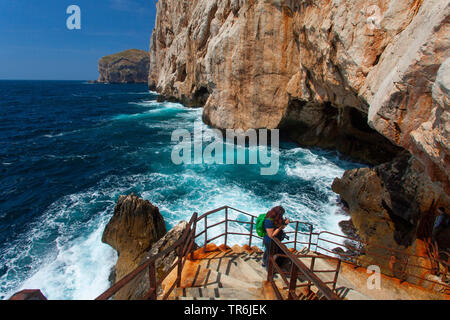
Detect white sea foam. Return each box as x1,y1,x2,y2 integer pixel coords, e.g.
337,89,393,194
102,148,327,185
43,129,83,139
2,99,360,300
12,218,116,300
113,101,189,120
1,181,126,300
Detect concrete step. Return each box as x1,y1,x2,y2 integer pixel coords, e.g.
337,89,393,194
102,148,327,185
197,254,264,283
179,262,261,289
295,252,376,300
240,254,267,279
178,297,215,300
174,287,263,300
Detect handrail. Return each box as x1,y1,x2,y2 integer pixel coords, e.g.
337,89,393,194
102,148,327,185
95,212,198,300
312,230,450,290
95,205,449,300
269,237,340,300
316,230,450,267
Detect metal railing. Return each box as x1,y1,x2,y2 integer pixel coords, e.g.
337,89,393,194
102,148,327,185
96,212,198,300
310,230,450,292
94,205,449,300
267,238,341,300
193,206,314,251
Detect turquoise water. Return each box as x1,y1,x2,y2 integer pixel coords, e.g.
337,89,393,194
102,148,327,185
0,81,361,299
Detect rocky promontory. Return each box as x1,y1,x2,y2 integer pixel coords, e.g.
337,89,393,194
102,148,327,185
102,194,192,300
97,49,150,84
102,194,169,299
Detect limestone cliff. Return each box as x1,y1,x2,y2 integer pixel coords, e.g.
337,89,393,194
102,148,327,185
149,0,448,174
148,0,449,270
98,49,150,84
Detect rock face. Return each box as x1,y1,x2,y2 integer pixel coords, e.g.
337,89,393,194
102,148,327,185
149,0,449,170
332,152,449,287
102,194,166,299
98,49,150,83
148,0,449,278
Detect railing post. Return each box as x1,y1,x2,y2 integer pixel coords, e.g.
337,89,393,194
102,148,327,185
288,263,298,300
308,225,313,252
307,256,316,295
192,213,198,241
294,222,299,251
188,213,198,260
249,216,254,248
332,259,341,291
204,215,208,252
267,239,275,283
225,207,228,247
176,227,186,287
148,260,157,300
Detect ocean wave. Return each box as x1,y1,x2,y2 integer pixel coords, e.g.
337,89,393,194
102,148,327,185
113,101,190,121
285,163,344,183
0,84,360,300
42,129,83,139
0,179,126,300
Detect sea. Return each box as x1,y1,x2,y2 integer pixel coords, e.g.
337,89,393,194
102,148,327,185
0,80,362,300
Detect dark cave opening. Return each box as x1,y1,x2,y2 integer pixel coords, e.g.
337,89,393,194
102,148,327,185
349,108,375,133
192,86,210,107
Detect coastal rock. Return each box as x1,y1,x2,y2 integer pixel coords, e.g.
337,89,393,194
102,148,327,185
98,49,150,84
332,152,450,287
102,194,166,299
338,219,359,241
112,221,189,300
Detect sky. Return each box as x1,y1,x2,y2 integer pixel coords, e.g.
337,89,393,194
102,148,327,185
0,0,158,80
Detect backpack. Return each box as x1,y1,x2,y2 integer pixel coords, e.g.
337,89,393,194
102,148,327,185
256,214,267,237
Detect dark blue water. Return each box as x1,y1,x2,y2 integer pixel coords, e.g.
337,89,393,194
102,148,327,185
0,81,361,299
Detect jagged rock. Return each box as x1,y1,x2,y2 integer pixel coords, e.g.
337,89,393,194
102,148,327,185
339,219,359,240
98,49,150,83
107,221,189,300
332,152,450,287
102,194,166,299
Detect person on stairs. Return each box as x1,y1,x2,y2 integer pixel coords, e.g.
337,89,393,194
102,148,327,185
262,206,290,270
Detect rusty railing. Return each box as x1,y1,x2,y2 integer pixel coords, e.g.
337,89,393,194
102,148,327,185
95,212,198,300
267,238,341,300
310,230,450,292
94,205,449,299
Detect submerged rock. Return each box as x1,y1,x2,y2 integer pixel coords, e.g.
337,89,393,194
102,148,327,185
98,49,150,84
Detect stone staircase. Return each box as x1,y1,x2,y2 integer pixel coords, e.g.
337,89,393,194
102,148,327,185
163,243,339,300
163,244,274,300
161,243,449,300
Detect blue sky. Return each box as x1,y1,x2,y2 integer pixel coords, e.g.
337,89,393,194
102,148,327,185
0,0,158,80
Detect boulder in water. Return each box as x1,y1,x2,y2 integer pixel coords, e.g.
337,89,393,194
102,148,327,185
102,194,166,288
